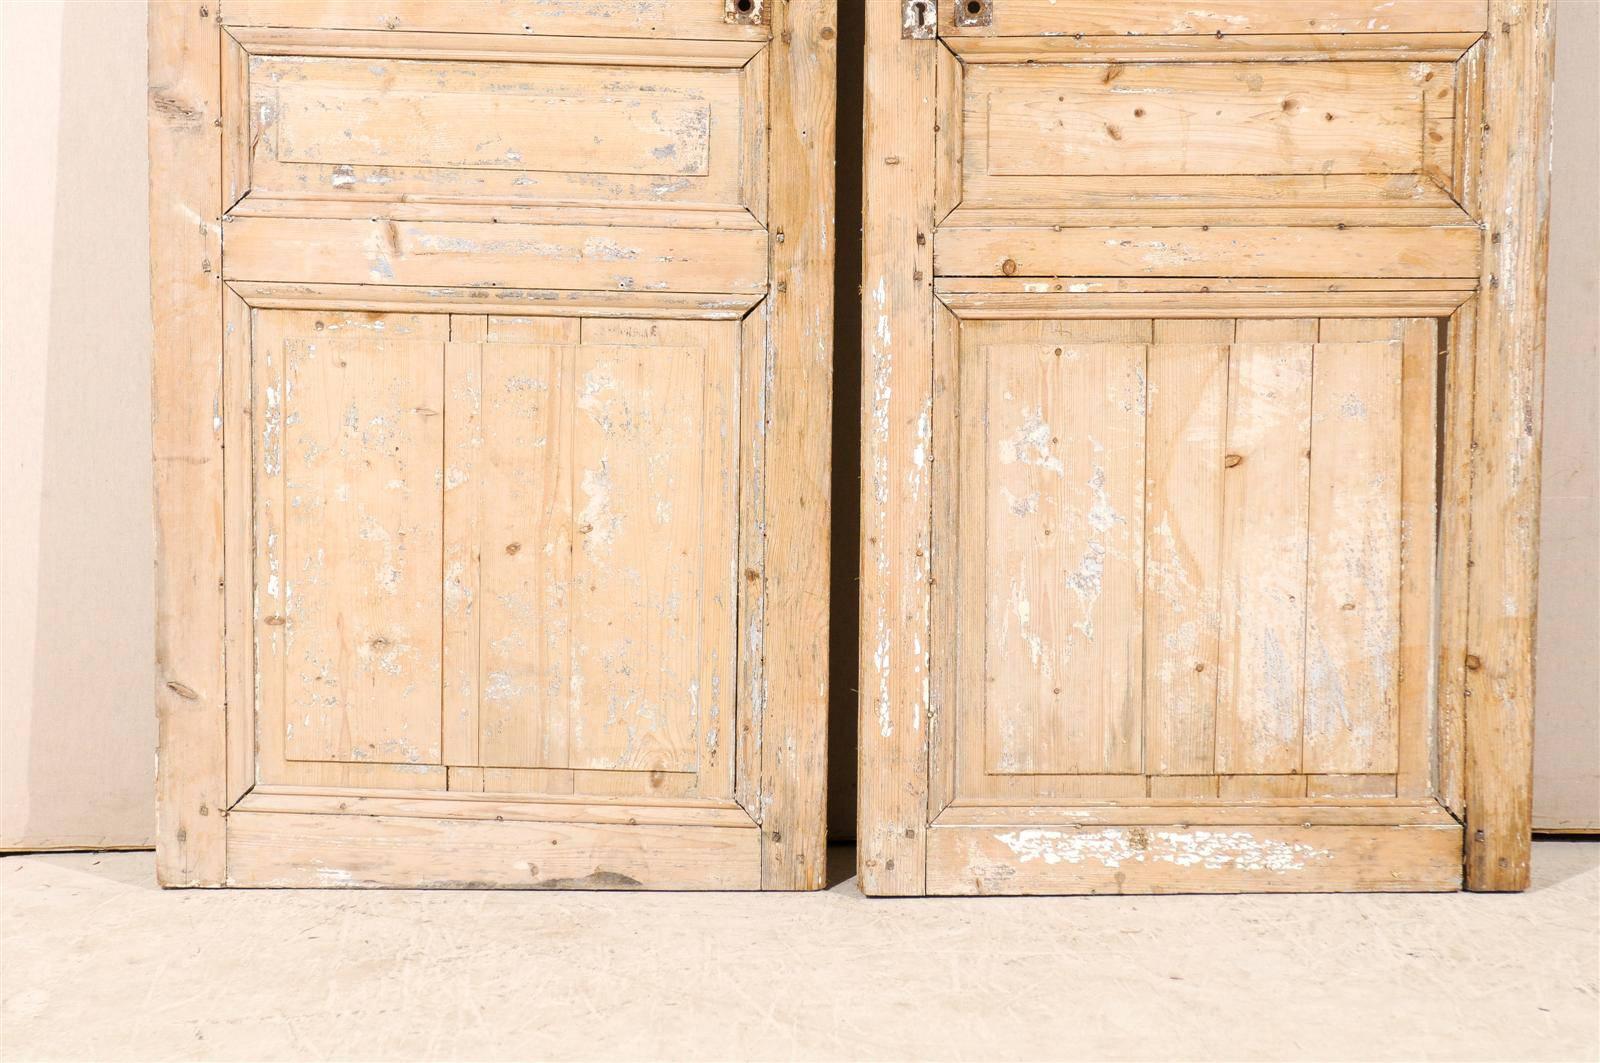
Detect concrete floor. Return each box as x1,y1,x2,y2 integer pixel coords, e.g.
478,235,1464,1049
1,842,1596,1061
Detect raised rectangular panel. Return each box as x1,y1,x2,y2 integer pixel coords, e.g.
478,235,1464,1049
950,50,1464,213
234,38,764,214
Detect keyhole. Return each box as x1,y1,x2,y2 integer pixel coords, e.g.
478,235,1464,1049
736,0,753,11
911,0,930,27
965,0,982,13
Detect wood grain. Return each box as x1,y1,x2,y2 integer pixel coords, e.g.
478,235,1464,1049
1463,0,1555,891
151,3,226,886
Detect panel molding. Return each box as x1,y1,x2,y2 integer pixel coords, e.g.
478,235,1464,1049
228,281,764,319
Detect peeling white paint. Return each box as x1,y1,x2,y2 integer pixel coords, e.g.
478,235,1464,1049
995,828,1332,873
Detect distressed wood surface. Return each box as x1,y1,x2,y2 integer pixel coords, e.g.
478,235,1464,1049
1304,339,1404,774
969,62,1442,178
220,1,772,40
151,3,226,886
226,811,761,890
858,0,935,895
1463,0,1554,891
157,0,833,890
933,225,1481,279
1143,323,1231,775
862,0,1543,896
759,0,835,890
222,218,770,294
936,0,1489,37
241,47,760,214
926,822,1463,895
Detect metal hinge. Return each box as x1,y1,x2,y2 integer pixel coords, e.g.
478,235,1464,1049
903,0,935,39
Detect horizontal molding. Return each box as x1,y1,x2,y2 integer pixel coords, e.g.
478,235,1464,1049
218,1,770,43
934,224,1482,279
952,174,1467,214
935,800,1458,828
941,203,1476,229
937,1,1489,37
238,785,757,829
944,32,1479,64
925,821,1463,895
229,195,763,231
937,289,1473,319
223,216,769,294
226,809,760,889
227,281,763,319
225,25,764,66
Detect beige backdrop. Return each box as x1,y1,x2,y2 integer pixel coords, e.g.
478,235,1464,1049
1,1,1594,850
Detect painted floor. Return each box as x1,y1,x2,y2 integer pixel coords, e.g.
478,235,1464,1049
2,841,1596,1061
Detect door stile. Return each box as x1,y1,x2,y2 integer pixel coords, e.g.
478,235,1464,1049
859,0,938,897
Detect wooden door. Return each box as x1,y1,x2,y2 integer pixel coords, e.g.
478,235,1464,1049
151,1,835,889
860,0,1553,894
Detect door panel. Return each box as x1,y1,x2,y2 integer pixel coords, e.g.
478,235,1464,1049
861,0,1553,895
151,1,834,890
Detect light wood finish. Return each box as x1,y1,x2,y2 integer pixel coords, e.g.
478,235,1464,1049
226,811,760,890
222,218,769,294
859,0,936,895
220,1,772,41
864,0,1549,896
1462,0,1555,891
150,3,226,886
237,42,761,215
926,821,1462,895
935,1,1489,37
758,0,835,889
153,0,833,891
933,225,1480,279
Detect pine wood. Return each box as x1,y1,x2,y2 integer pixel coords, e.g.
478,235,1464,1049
152,0,834,890
862,0,1551,895
1462,0,1555,890
151,2,228,886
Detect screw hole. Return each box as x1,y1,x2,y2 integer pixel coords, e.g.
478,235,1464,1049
736,0,753,11
966,0,982,12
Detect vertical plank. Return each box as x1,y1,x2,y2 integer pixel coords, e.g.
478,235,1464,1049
442,317,485,767
569,344,705,772
1144,318,1232,776
1216,321,1315,775
281,336,445,765
984,341,1145,774
475,341,572,770
1304,340,1404,774
1464,0,1555,890
762,0,836,889
1397,319,1441,797
150,2,226,885
860,0,934,895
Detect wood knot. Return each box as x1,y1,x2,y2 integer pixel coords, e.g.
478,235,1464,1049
505,542,521,555
166,680,199,701
1001,258,1017,276
1464,653,1483,671
1224,453,1243,468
